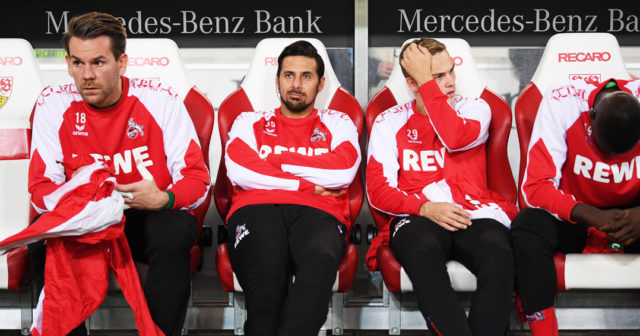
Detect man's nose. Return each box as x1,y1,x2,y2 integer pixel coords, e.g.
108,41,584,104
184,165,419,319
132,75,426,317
82,65,95,80
444,73,455,87
291,75,303,89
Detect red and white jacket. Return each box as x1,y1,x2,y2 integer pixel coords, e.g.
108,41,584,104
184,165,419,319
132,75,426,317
521,78,640,222
1,155,163,336
29,76,210,214
367,80,515,227
225,107,361,224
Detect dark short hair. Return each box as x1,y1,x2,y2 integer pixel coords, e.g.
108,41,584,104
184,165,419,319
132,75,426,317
399,38,447,78
277,40,325,78
593,90,640,154
62,12,127,60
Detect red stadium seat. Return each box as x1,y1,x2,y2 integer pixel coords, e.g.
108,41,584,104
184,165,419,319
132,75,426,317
213,37,363,335
513,33,640,291
0,38,46,331
365,38,517,334
125,38,215,274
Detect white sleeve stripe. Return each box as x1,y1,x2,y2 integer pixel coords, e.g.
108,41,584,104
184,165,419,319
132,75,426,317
129,80,208,199
30,95,68,187
225,155,300,191
521,81,586,216
367,110,405,189
227,111,270,152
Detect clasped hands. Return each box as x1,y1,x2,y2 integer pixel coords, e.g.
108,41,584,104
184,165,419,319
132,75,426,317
572,203,640,246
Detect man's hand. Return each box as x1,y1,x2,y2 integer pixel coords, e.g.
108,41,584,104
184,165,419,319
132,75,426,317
399,43,433,86
71,165,89,178
376,60,394,79
601,207,640,246
313,185,347,197
115,179,169,210
418,201,472,232
570,203,626,231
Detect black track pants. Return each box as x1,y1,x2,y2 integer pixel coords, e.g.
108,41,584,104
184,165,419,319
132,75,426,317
227,204,345,336
511,207,640,314
389,215,514,336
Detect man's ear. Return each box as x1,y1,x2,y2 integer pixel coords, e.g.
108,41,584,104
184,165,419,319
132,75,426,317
317,76,325,93
117,53,128,76
65,54,73,77
275,76,281,99
406,76,419,93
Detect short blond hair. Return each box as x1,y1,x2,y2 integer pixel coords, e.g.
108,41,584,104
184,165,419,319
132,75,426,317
399,38,447,78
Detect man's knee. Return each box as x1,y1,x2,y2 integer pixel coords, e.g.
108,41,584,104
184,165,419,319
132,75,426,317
511,208,557,245
476,244,515,283
307,231,344,263
295,238,344,278
391,217,447,256
145,210,197,254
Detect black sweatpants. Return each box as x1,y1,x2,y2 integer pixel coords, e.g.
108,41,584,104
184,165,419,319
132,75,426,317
227,204,345,336
511,207,640,314
389,215,514,336
28,209,197,336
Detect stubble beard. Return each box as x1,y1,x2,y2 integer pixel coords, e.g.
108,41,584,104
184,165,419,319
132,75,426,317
281,96,313,113
279,85,319,114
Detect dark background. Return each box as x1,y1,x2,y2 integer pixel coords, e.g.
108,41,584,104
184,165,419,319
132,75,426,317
369,1,640,47
0,0,354,48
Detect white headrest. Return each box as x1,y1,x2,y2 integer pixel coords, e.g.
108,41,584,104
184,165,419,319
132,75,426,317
532,33,630,94
240,38,340,112
0,39,45,129
385,38,485,106
124,38,191,99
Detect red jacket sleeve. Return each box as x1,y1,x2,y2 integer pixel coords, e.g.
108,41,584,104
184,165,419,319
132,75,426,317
160,95,211,210
265,110,361,189
418,80,490,152
366,111,427,216
225,112,315,193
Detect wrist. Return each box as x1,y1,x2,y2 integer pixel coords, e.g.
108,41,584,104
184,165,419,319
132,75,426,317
162,190,175,210
414,75,433,88
570,203,594,225
418,201,431,217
